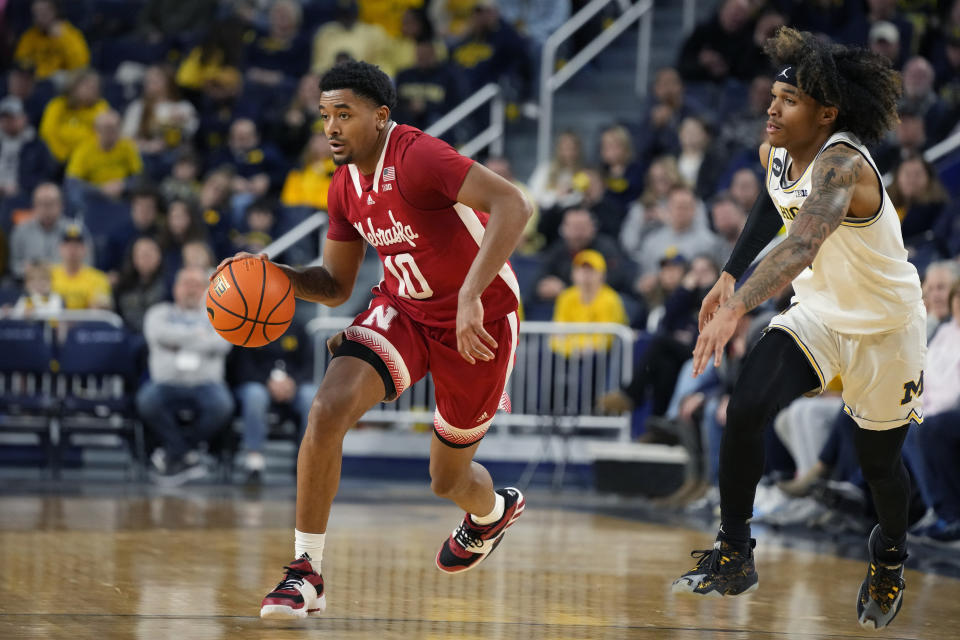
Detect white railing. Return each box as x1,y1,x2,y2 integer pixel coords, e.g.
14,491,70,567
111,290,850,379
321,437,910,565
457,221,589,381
882,128,960,186
0,308,124,327
537,0,654,166
425,82,505,158
260,212,327,263
683,0,697,34
306,317,636,440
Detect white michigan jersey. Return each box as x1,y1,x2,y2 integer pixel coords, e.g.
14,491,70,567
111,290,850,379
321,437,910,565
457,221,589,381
765,131,922,334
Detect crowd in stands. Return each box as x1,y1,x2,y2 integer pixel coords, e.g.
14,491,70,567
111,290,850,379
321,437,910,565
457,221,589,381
0,0,959,541
0,0,555,483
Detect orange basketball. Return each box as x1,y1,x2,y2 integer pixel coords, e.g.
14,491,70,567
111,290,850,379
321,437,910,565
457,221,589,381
206,257,295,347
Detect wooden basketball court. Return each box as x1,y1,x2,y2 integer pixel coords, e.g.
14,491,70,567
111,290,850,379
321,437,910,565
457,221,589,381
1,486,957,640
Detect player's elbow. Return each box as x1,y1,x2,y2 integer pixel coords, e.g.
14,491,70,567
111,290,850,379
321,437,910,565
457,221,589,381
519,190,534,222
509,186,534,223
324,292,351,308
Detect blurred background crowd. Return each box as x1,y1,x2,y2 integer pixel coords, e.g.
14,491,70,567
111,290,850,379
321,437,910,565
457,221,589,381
0,0,958,543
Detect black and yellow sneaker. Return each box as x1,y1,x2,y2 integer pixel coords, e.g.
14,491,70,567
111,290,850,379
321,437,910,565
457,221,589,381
671,538,758,597
857,525,906,630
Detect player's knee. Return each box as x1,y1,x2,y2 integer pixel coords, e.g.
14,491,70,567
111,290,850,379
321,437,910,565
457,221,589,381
301,394,355,445
724,393,770,434
860,456,901,486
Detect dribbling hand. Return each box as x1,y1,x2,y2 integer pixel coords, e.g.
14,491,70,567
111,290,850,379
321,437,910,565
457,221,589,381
211,252,270,281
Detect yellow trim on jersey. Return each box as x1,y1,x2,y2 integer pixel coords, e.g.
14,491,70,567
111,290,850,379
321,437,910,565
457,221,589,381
767,324,826,390
782,158,816,192
843,405,924,426
765,145,775,187
840,208,884,227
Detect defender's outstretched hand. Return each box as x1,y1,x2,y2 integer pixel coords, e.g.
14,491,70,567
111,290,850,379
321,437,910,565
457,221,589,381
698,272,736,331
692,306,738,377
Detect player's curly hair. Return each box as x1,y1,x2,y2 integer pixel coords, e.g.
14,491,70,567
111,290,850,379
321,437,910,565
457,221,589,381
319,60,397,111
764,26,901,144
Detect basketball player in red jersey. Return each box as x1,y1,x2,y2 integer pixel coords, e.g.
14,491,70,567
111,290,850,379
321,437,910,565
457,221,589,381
215,61,532,619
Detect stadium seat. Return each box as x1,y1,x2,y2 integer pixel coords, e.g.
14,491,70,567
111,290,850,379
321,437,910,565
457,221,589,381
0,193,32,234
92,37,167,75
55,321,146,478
0,319,57,468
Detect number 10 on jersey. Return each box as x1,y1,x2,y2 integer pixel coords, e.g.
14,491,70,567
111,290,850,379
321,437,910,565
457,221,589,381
384,253,434,299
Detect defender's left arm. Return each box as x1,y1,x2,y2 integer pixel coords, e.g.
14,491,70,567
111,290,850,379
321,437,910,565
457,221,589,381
691,145,864,375
454,163,533,363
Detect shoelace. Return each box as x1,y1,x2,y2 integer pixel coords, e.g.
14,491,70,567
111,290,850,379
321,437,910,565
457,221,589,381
689,547,721,573
453,522,485,550
867,563,905,612
275,564,311,592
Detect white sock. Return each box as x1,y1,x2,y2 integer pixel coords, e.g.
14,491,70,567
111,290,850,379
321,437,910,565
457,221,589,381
294,529,325,571
470,493,505,525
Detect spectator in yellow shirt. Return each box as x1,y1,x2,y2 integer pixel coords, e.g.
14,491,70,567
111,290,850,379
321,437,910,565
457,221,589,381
175,19,244,102
50,224,112,310
311,1,396,76
280,131,335,210
551,249,628,357
39,70,109,163
65,110,143,209
359,0,425,37
13,0,90,81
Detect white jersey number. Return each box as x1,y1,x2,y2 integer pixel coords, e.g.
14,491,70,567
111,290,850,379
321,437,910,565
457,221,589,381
384,253,434,300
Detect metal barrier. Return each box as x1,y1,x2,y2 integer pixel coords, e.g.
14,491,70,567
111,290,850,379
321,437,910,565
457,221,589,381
262,212,328,263
536,0,654,166
425,82,505,158
882,128,960,186
0,308,124,327
306,317,635,440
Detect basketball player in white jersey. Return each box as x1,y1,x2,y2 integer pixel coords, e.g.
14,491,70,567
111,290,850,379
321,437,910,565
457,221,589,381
670,27,924,630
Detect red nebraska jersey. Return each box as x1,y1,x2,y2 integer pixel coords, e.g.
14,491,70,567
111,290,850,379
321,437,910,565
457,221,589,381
325,123,520,328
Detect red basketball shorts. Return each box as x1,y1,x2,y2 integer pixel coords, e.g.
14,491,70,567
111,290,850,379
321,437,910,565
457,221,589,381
343,295,518,448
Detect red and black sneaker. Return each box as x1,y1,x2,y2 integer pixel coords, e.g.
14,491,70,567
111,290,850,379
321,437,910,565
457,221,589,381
260,554,326,619
436,487,525,574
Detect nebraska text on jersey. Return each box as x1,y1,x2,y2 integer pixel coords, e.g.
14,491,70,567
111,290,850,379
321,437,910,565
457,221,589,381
354,210,420,248
325,123,519,328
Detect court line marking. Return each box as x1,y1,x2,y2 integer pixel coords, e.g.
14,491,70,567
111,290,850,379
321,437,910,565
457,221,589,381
0,613,927,639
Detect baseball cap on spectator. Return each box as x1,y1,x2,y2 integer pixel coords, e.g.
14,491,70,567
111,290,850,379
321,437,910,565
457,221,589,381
61,224,85,243
0,96,24,117
869,21,899,45
573,249,607,272
659,247,688,267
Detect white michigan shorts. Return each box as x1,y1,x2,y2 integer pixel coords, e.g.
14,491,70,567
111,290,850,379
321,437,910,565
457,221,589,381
766,301,927,430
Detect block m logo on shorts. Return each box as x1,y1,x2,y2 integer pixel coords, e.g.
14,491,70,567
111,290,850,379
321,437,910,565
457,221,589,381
900,371,924,406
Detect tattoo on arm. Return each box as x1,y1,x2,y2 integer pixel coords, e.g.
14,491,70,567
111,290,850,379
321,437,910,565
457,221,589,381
725,145,863,314
280,265,343,303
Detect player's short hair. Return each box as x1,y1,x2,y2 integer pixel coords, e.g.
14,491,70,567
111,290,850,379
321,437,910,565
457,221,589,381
319,60,397,111
764,26,901,144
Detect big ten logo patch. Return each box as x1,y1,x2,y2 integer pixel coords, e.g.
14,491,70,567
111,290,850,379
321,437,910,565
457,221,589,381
213,274,230,297
771,157,784,178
